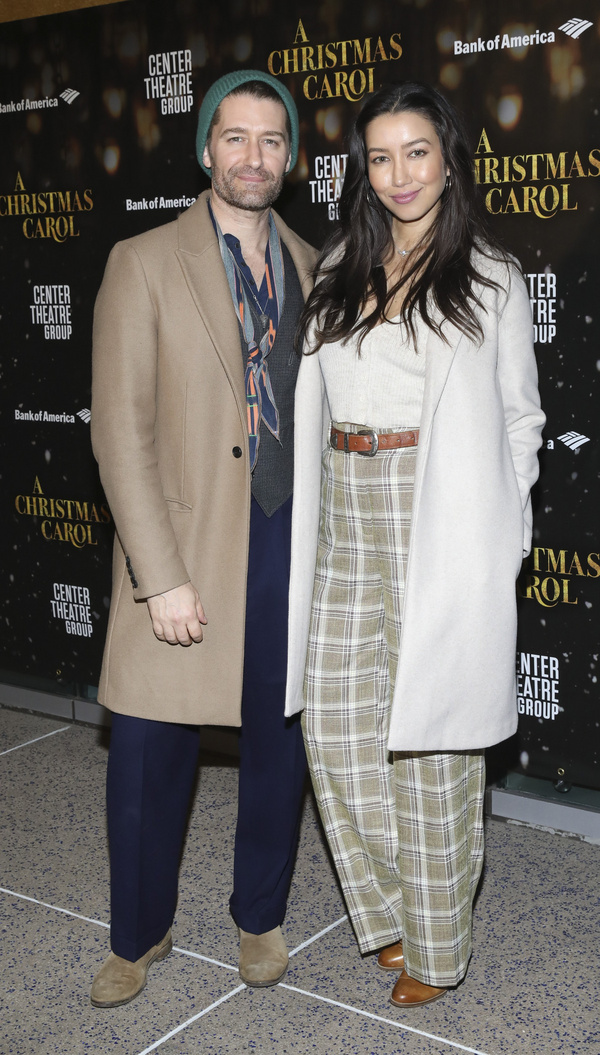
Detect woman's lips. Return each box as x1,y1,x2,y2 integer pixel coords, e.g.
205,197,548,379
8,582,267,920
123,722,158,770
391,189,420,204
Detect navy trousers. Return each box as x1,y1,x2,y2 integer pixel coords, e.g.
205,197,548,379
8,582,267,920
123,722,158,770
106,495,307,962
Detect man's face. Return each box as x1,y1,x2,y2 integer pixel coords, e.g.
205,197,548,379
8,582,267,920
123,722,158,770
203,93,291,212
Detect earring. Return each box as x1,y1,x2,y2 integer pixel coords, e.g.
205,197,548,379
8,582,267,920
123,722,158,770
445,174,452,190
366,186,376,206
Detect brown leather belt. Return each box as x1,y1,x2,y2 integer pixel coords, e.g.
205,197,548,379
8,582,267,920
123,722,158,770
329,426,419,457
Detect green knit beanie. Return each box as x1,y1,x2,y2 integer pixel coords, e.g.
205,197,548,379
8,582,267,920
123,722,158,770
196,69,299,177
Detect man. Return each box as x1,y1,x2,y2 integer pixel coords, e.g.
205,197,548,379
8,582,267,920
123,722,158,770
89,70,317,1008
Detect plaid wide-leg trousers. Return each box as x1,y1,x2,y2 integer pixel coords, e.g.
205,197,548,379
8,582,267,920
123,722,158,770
302,442,485,988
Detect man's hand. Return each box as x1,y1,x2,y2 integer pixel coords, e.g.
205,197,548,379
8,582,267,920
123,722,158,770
147,582,207,645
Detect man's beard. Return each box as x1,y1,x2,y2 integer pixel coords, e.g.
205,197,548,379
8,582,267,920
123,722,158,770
209,162,285,212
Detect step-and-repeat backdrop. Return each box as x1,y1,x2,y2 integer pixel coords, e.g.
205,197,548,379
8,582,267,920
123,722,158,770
1,0,598,787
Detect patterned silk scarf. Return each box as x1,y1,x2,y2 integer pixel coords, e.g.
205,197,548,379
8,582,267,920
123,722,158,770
211,203,285,471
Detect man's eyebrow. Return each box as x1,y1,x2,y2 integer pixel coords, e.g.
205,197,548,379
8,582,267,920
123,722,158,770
219,126,286,138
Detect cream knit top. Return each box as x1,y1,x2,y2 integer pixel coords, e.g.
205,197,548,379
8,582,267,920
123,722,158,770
318,315,426,430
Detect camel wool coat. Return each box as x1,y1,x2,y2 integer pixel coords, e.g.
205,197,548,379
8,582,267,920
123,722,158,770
284,258,545,751
91,191,316,725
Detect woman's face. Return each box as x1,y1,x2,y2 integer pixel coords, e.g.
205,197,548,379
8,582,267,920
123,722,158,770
365,110,449,240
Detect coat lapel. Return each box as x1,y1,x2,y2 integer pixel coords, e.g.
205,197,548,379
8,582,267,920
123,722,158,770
174,193,317,421
411,314,466,519
420,317,465,438
271,211,316,303
175,193,246,415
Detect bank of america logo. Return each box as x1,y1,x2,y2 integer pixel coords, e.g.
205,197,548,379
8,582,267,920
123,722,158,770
77,408,91,424
558,19,593,39
558,430,590,451
60,88,80,104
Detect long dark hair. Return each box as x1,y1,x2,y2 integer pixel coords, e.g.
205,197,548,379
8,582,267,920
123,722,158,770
301,81,512,351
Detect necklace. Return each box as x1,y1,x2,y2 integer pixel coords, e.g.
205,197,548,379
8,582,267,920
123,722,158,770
395,245,413,256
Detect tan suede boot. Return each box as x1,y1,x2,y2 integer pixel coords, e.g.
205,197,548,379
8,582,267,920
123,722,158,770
238,925,288,987
90,930,172,1007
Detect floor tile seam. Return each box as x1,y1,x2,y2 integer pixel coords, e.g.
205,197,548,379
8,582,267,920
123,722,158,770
172,945,237,972
0,725,71,756
0,886,493,1055
0,886,111,929
134,984,247,1055
289,913,348,956
0,887,244,981
0,890,247,974
0,887,346,977
278,982,494,1055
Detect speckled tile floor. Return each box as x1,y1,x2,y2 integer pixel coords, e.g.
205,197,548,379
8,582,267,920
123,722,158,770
1,705,599,1055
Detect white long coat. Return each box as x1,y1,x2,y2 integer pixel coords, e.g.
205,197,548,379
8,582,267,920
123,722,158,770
284,259,545,751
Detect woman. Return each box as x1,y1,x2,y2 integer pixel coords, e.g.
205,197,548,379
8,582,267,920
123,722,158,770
284,82,545,1008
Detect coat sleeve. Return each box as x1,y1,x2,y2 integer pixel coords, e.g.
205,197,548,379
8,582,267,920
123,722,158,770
91,240,190,600
495,265,546,555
